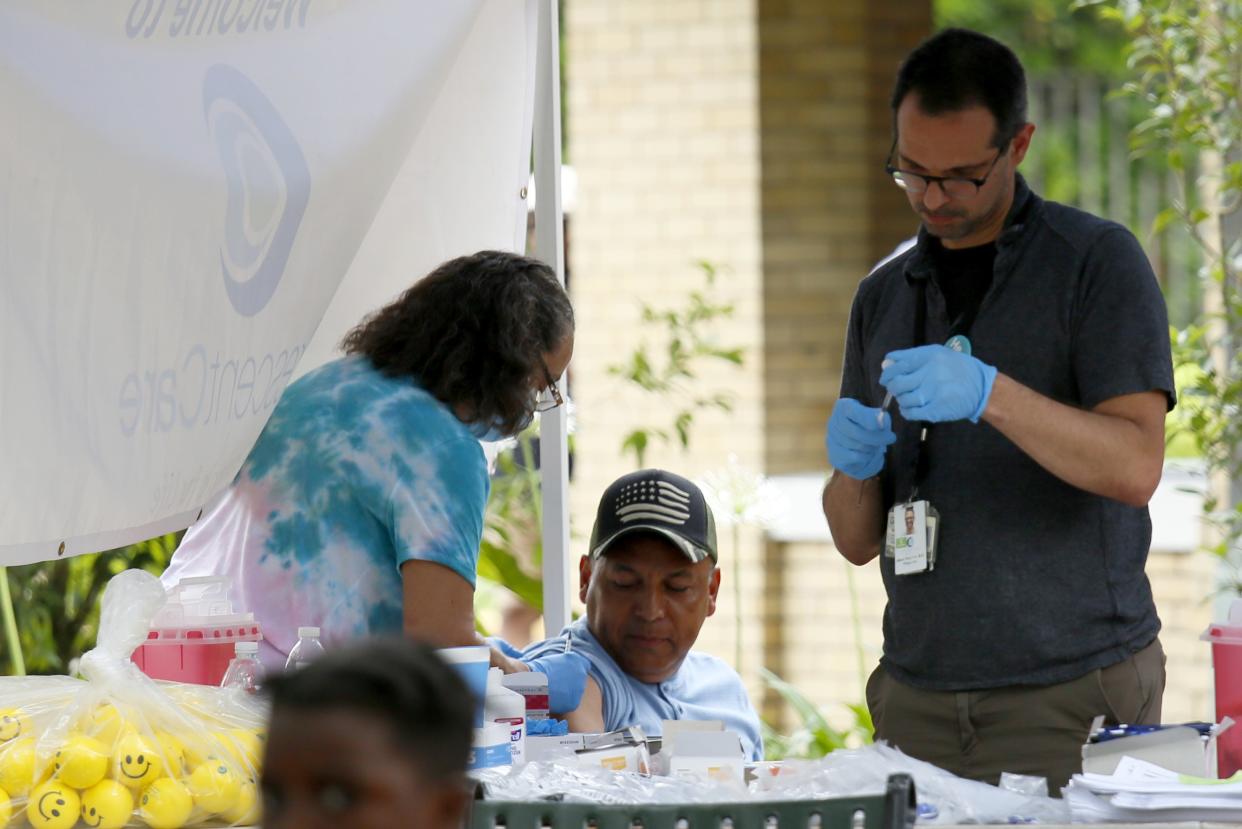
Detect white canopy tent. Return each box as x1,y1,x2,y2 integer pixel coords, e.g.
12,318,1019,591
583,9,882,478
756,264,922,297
0,0,572,636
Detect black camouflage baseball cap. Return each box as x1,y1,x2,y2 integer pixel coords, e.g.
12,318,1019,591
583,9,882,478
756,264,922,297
588,469,718,563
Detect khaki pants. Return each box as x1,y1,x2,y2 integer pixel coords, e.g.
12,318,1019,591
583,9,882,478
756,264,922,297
866,639,1165,795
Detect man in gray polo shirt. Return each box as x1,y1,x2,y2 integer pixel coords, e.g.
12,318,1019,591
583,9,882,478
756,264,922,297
822,29,1174,793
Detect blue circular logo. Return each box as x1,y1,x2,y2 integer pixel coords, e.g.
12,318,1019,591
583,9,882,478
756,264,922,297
204,64,311,317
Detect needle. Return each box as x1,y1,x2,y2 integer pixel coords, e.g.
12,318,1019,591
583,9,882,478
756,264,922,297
876,359,895,426
877,391,893,426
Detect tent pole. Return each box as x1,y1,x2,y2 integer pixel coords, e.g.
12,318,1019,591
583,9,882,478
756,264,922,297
0,567,25,675
534,0,571,636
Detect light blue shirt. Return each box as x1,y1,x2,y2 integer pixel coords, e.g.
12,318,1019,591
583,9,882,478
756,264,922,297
522,617,764,761
162,356,488,669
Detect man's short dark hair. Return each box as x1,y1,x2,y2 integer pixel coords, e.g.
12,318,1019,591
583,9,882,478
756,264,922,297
263,638,474,780
341,250,574,436
890,28,1027,148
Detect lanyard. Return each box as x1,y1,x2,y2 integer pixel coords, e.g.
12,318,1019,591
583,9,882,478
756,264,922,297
907,279,930,500
904,275,985,500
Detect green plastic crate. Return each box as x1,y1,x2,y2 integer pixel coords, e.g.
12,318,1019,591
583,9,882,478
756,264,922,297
469,772,916,829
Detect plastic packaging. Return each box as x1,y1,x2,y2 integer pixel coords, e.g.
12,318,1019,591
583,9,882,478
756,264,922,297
0,569,268,828
283,626,325,673
998,771,1049,799
220,642,263,694
473,742,1070,823
485,668,526,766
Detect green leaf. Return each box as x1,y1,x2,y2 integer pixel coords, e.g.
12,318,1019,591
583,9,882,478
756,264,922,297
674,412,693,448
621,430,650,466
760,668,839,747
1151,207,1179,235
477,539,544,611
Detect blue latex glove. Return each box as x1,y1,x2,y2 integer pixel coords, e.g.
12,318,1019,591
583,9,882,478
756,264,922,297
522,651,591,715
879,345,997,423
527,717,570,736
826,398,896,480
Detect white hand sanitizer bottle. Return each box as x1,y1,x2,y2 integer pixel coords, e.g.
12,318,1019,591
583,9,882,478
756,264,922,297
485,667,526,766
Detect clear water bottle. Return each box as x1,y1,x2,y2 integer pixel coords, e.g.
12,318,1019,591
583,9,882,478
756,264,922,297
284,626,325,672
220,641,262,694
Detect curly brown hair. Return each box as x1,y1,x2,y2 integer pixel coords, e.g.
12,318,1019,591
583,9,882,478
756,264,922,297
341,250,573,435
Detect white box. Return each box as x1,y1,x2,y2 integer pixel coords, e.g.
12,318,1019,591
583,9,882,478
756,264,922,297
575,743,649,774
1082,726,1218,777
666,730,745,784
526,733,586,762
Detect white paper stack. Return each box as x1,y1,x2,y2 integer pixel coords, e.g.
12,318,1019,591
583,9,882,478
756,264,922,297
1065,756,1242,822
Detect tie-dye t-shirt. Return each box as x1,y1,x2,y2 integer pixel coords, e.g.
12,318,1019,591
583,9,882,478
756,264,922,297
161,356,489,670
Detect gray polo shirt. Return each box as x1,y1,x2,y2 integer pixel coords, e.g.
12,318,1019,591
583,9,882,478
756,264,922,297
840,175,1175,690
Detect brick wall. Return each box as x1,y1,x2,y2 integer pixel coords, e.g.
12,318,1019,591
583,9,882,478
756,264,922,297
563,0,767,685
758,0,930,476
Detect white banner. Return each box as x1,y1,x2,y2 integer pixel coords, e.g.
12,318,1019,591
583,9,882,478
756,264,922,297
0,0,538,565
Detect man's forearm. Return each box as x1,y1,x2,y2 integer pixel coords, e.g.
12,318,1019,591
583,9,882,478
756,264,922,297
822,472,885,565
982,375,1166,507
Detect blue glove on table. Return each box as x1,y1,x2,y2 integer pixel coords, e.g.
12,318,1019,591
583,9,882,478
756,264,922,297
522,651,590,715
826,398,896,480
527,717,569,736
879,345,997,423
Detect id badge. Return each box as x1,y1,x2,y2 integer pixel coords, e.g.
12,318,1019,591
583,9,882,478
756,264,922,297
887,500,940,575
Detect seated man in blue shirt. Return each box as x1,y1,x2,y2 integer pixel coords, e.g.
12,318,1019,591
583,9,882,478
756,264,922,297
521,469,764,761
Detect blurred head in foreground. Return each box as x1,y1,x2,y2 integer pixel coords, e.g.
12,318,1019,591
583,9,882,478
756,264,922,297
261,638,474,829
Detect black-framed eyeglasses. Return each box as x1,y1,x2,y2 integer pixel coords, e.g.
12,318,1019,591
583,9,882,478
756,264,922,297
534,360,564,413
884,137,1005,200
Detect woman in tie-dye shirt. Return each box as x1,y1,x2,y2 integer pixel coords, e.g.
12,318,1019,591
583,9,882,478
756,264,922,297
162,251,574,670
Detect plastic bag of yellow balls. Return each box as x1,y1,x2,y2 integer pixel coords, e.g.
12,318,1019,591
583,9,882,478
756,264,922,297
0,571,267,828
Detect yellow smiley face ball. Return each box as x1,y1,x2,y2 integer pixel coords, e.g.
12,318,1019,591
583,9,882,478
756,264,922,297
80,779,134,829
26,780,81,829
153,733,186,778
221,779,260,825
0,785,11,828
54,734,109,789
0,711,26,745
137,777,193,829
187,760,241,814
86,706,125,747
0,738,43,797
113,733,164,789
220,729,264,773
